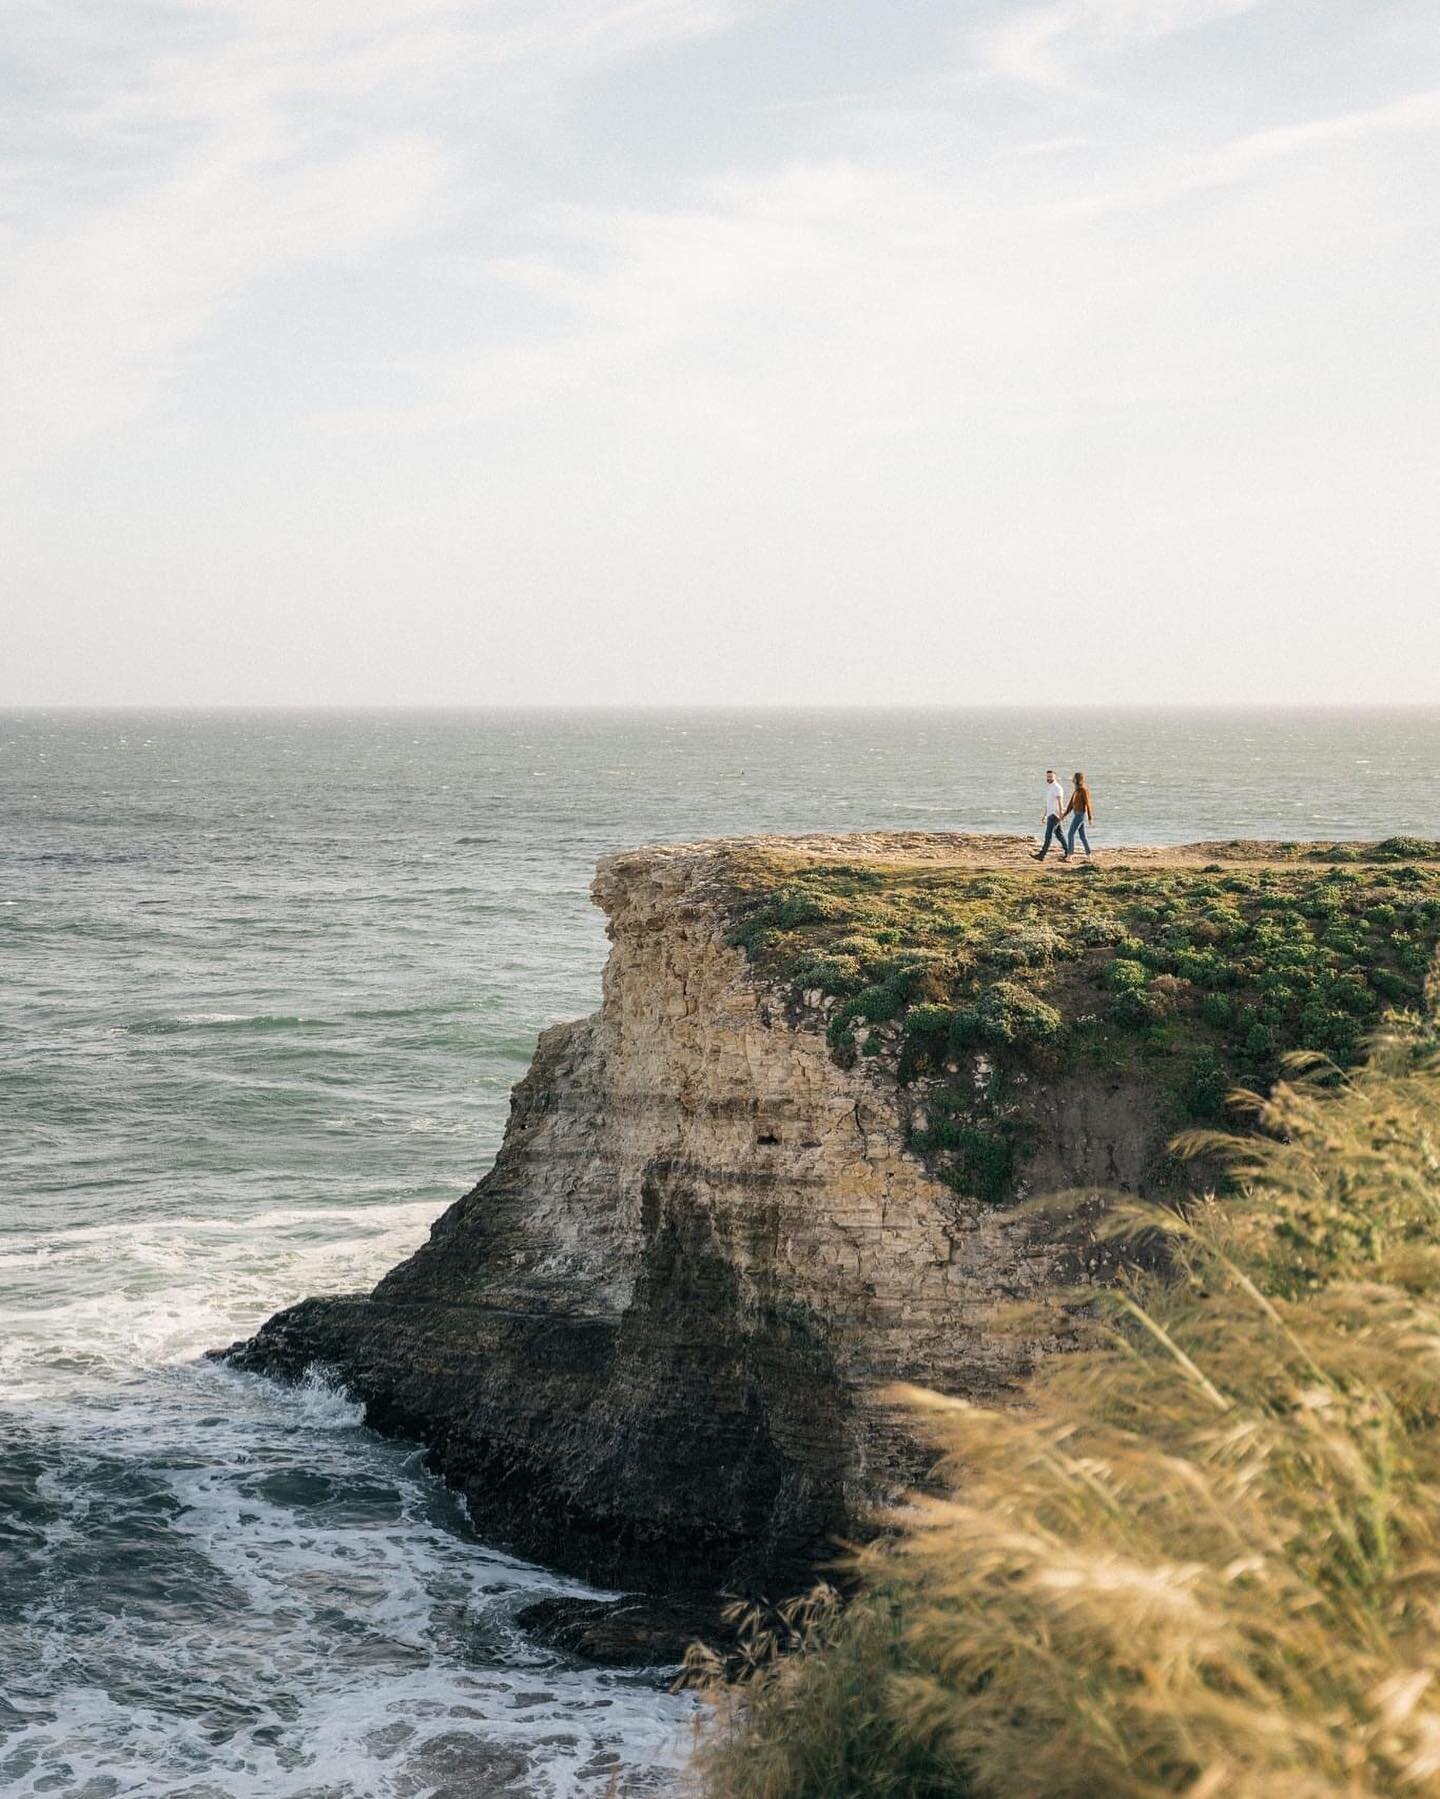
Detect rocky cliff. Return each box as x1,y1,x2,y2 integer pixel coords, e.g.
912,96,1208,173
224,833,1440,1601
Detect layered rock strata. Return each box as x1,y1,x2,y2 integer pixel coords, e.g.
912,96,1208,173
225,839,1168,1593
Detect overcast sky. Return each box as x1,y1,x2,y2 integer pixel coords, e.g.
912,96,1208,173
3,0,1436,707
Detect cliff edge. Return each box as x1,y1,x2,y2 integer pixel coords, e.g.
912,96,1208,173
223,833,1440,1598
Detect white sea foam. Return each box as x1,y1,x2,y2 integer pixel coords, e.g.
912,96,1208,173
405,1114,474,1136
2,1294,694,1798
0,1176,696,1796
0,1201,439,1406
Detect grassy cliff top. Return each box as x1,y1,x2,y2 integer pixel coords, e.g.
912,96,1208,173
715,835,1440,1201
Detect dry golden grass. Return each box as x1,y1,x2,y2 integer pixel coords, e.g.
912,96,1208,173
692,985,1440,1798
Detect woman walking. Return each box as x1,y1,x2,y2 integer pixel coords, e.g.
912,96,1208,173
1065,771,1094,859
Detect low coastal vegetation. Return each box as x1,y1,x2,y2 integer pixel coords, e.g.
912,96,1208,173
691,981,1440,1797
724,841,1440,1205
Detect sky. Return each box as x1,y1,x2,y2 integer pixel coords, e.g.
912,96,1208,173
2,0,1436,707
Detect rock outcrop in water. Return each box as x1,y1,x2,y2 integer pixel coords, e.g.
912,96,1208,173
225,833,1440,1600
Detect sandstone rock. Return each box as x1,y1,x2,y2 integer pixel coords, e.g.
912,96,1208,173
222,839,1168,1601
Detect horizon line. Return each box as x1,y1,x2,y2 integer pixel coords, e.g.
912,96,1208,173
6,700,1440,716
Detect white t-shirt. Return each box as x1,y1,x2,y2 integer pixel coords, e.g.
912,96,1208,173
1046,779,1065,818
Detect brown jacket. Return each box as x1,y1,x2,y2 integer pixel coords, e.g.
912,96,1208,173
1066,783,1093,821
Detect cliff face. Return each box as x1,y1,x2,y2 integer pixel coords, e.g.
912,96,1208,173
227,837,1190,1592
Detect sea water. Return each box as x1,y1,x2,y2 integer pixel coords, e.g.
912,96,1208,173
3,707,1437,1798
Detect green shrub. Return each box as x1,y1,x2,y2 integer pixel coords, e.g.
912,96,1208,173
791,953,862,996
1301,885,1346,918
826,1013,859,1065
988,923,1067,968
1172,947,1231,987
1181,1045,1230,1119
834,932,891,962
1078,915,1128,946
850,983,904,1024
904,1004,955,1046
956,1127,1016,1204
1334,972,1376,1016
1194,908,1246,945
1101,957,1148,995
912,1087,1023,1206
1375,836,1438,859
958,982,1065,1052
1372,967,1415,1002
1199,992,1232,1028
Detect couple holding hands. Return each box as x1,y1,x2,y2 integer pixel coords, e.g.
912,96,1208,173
1033,768,1094,861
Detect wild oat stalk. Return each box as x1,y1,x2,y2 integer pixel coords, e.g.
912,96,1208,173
693,1001,1440,1798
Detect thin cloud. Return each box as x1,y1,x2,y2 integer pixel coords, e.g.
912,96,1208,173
1057,85,1440,218
0,0,776,471
979,0,1264,95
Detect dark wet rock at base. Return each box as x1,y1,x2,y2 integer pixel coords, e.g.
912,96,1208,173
514,1594,725,1670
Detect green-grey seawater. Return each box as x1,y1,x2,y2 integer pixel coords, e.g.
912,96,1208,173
3,707,1437,1797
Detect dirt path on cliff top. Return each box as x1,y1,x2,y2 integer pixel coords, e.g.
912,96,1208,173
627,832,1391,871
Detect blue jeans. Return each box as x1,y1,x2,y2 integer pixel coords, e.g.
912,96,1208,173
1066,812,1091,855
1037,814,1068,858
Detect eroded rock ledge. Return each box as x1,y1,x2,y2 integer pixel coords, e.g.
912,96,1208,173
222,833,1440,1600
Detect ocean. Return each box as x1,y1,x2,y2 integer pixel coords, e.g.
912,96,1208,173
3,706,1437,1798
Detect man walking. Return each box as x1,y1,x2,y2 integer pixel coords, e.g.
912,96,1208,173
1032,768,1070,861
